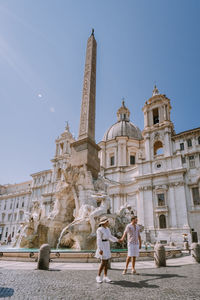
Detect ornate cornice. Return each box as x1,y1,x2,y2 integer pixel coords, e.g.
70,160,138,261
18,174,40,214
173,127,200,139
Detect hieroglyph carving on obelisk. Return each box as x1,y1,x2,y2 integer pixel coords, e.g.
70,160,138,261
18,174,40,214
78,30,96,142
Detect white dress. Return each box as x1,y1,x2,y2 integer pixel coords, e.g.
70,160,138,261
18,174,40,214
95,226,118,260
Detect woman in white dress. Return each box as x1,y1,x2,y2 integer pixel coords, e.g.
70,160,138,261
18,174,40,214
95,216,119,283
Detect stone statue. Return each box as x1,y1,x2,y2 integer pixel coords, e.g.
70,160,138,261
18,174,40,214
89,193,110,234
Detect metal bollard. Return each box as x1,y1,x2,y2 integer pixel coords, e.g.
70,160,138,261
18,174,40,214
191,243,200,263
37,244,51,270
154,244,166,267
169,242,175,247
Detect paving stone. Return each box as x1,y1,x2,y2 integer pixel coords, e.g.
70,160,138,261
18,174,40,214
0,264,199,299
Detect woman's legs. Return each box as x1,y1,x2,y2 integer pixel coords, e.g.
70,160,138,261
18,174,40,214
103,260,108,277
98,260,107,276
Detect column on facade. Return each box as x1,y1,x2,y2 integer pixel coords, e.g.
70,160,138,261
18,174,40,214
114,194,121,212
164,129,172,157
111,195,114,213
149,110,153,127
100,144,106,168
144,110,148,128
164,105,167,120
143,188,154,230
168,185,177,228
122,142,127,166
55,144,59,156
159,107,163,123
137,189,145,227
174,184,189,228
144,134,151,161
118,140,122,166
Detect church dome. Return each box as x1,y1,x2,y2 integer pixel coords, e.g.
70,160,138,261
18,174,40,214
103,101,143,141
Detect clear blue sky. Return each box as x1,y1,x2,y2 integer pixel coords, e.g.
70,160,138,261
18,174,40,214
0,0,199,184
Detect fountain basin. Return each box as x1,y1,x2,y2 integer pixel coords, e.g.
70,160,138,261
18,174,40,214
0,247,182,262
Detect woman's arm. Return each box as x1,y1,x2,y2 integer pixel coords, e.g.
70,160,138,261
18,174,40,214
108,228,119,243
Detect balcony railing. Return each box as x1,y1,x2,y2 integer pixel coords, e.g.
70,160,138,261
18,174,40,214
155,205,169,213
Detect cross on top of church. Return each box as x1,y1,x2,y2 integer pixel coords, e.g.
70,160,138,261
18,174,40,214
152,84,160,96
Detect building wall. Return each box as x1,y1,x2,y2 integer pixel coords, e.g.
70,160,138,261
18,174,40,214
1,94,200,246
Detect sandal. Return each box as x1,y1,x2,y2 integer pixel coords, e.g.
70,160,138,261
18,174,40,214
131,269,139,275
122,269,127,275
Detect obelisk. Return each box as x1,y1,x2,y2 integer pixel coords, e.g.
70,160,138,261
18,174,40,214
70,30,100,178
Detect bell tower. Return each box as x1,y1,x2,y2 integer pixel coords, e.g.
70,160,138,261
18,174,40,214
142,86,174,160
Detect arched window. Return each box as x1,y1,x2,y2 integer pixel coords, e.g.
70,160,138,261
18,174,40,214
159,214,166,229
154,141,163,155
153,108,159,124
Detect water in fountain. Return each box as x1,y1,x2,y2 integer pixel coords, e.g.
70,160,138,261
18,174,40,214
15,224,28,248
56,226,68,249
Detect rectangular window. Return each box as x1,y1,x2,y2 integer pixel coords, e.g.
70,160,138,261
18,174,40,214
198,136,200,145
192,187,200,205
130,155,135,165
181,156,186,164
19,213,24,221
8,214,12,221
189,155,195,168
110,156,115,166
180,143,184,151
157,193,165,206
153,108,159,124
187,139,192,147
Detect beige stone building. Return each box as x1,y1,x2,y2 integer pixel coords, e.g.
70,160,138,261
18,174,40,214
99,86,200,244
0,33,199,246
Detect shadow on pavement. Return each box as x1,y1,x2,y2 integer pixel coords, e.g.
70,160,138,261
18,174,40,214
139,273,186,279
0,287,14,298
111,280,159,289
111,272,186,289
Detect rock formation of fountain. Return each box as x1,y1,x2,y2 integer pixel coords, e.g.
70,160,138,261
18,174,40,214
15,164,133,249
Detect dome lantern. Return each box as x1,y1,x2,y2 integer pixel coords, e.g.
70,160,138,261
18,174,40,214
103,100,142,141
117,99,130,122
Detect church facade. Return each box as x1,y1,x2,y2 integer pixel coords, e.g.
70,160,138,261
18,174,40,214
99,87,200,244
0,33,200,246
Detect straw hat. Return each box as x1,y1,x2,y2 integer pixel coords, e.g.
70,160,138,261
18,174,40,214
98,216,109,226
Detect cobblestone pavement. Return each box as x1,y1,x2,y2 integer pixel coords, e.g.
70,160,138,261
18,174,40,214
0,264,200,300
